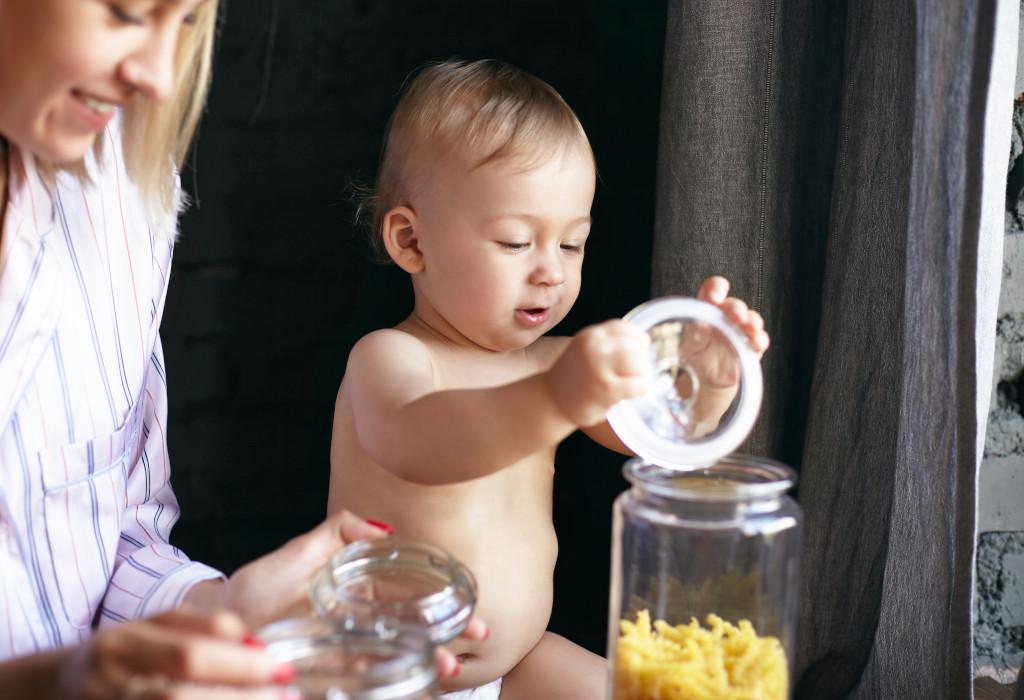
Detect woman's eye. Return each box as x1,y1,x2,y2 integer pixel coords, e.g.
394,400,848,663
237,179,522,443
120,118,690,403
561,243,584,254
499,242,528,251
110,4,145,24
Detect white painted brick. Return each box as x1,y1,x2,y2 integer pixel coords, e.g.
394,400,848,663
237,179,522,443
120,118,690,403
1002,552,1024,626
1018,2,1024,96
1000,233,1024,317
979,454,1024,531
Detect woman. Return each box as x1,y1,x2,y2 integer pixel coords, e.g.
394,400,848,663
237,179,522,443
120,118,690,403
0,1,481,696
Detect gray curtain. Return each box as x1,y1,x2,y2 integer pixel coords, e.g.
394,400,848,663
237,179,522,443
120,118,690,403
652,0,1014,697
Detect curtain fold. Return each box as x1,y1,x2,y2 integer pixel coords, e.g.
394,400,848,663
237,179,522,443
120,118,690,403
652,0,1014,696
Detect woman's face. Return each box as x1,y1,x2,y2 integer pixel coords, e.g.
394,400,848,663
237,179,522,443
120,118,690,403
0,0,206,163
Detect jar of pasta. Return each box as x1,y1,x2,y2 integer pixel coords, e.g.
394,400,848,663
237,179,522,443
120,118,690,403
259,618,438,699
606,298,801,700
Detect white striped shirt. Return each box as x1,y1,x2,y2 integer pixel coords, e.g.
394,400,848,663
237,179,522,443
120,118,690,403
0,126,222,659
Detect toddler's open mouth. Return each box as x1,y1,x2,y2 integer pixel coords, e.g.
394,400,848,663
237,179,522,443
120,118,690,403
516,307,550,326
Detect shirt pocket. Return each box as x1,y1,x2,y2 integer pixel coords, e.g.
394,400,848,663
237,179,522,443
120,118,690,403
34,415,140,631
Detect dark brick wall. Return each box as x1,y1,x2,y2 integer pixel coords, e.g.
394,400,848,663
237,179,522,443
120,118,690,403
165,0,666,654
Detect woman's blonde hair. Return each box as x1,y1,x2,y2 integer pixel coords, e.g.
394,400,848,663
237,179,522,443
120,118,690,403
122,0,219,221
55,1,219,227
360,59,593,261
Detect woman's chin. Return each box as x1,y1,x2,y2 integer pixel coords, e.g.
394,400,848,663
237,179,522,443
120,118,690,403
26,132,97,166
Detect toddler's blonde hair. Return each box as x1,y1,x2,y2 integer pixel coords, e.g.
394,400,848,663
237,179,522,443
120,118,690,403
361,58,593,261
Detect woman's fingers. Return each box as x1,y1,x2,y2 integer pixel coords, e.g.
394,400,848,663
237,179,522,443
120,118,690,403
153,609,248,640
119,676,297,700
337,509,393,544
461,616,489,642
97,622,285,686
434,646,460,680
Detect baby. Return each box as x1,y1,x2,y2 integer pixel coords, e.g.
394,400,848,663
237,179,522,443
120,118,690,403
328,59,769,699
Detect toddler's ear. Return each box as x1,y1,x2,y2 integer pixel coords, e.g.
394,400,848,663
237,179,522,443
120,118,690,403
381,206,424,273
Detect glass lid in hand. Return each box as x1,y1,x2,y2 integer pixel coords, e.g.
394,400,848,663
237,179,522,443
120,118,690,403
310,537,476,646
257,617,438,700
606,297,763,469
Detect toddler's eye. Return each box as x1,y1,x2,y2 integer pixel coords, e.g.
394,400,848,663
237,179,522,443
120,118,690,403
561,243,584,254
499,242,528,251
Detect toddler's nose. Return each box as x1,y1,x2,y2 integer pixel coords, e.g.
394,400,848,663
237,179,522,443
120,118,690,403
529,251,565,286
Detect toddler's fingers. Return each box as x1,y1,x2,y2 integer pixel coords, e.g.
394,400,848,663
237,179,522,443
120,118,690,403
744,310,765,333
720,297,749,323
619,375,650,399
598,318,647,341
750,329,770,354
698,276,730,305
611,338,651,379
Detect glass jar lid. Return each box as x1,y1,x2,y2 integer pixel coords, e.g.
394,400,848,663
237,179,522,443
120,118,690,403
310,537,476,646
259,617,436,700
607,297,763,469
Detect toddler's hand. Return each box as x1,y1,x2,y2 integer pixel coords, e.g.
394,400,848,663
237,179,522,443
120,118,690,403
697,276,770,357
545,320,651,427
673,276,768,436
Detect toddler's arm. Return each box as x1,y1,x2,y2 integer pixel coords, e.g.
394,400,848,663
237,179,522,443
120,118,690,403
339,322,649,485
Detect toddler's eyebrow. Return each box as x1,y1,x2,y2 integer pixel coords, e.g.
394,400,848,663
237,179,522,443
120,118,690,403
483,214,592,227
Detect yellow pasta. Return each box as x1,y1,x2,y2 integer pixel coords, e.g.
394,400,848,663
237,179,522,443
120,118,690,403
615,610,787,700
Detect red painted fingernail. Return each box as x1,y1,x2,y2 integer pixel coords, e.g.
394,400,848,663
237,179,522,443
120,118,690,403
242,634,265,649
272,663,297,684
366,519,395,534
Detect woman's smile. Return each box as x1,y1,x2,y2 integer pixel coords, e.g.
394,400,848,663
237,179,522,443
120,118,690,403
70,89,120,131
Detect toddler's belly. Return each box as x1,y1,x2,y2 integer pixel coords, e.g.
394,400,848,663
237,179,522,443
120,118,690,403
437,524,558,691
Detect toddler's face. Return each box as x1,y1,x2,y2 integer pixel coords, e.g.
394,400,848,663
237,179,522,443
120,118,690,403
411,143,596,351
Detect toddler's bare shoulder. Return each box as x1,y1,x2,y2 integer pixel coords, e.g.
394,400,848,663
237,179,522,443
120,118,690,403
348,329,434,371
352,328,430,354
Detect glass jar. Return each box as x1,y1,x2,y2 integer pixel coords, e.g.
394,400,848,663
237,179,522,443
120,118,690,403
310,537,476,646
260,618,438,700
605,298,801,700
607,458,800,699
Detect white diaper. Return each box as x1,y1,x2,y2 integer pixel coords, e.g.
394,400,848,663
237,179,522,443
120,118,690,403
440,677,503,700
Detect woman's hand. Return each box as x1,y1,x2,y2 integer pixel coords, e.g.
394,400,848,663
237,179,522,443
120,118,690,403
182,509,488,681
434,616,490,679
57,610,296,700
213,510,391,630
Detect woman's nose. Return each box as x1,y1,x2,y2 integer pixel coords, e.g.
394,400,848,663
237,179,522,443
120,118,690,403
120,33,178,101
